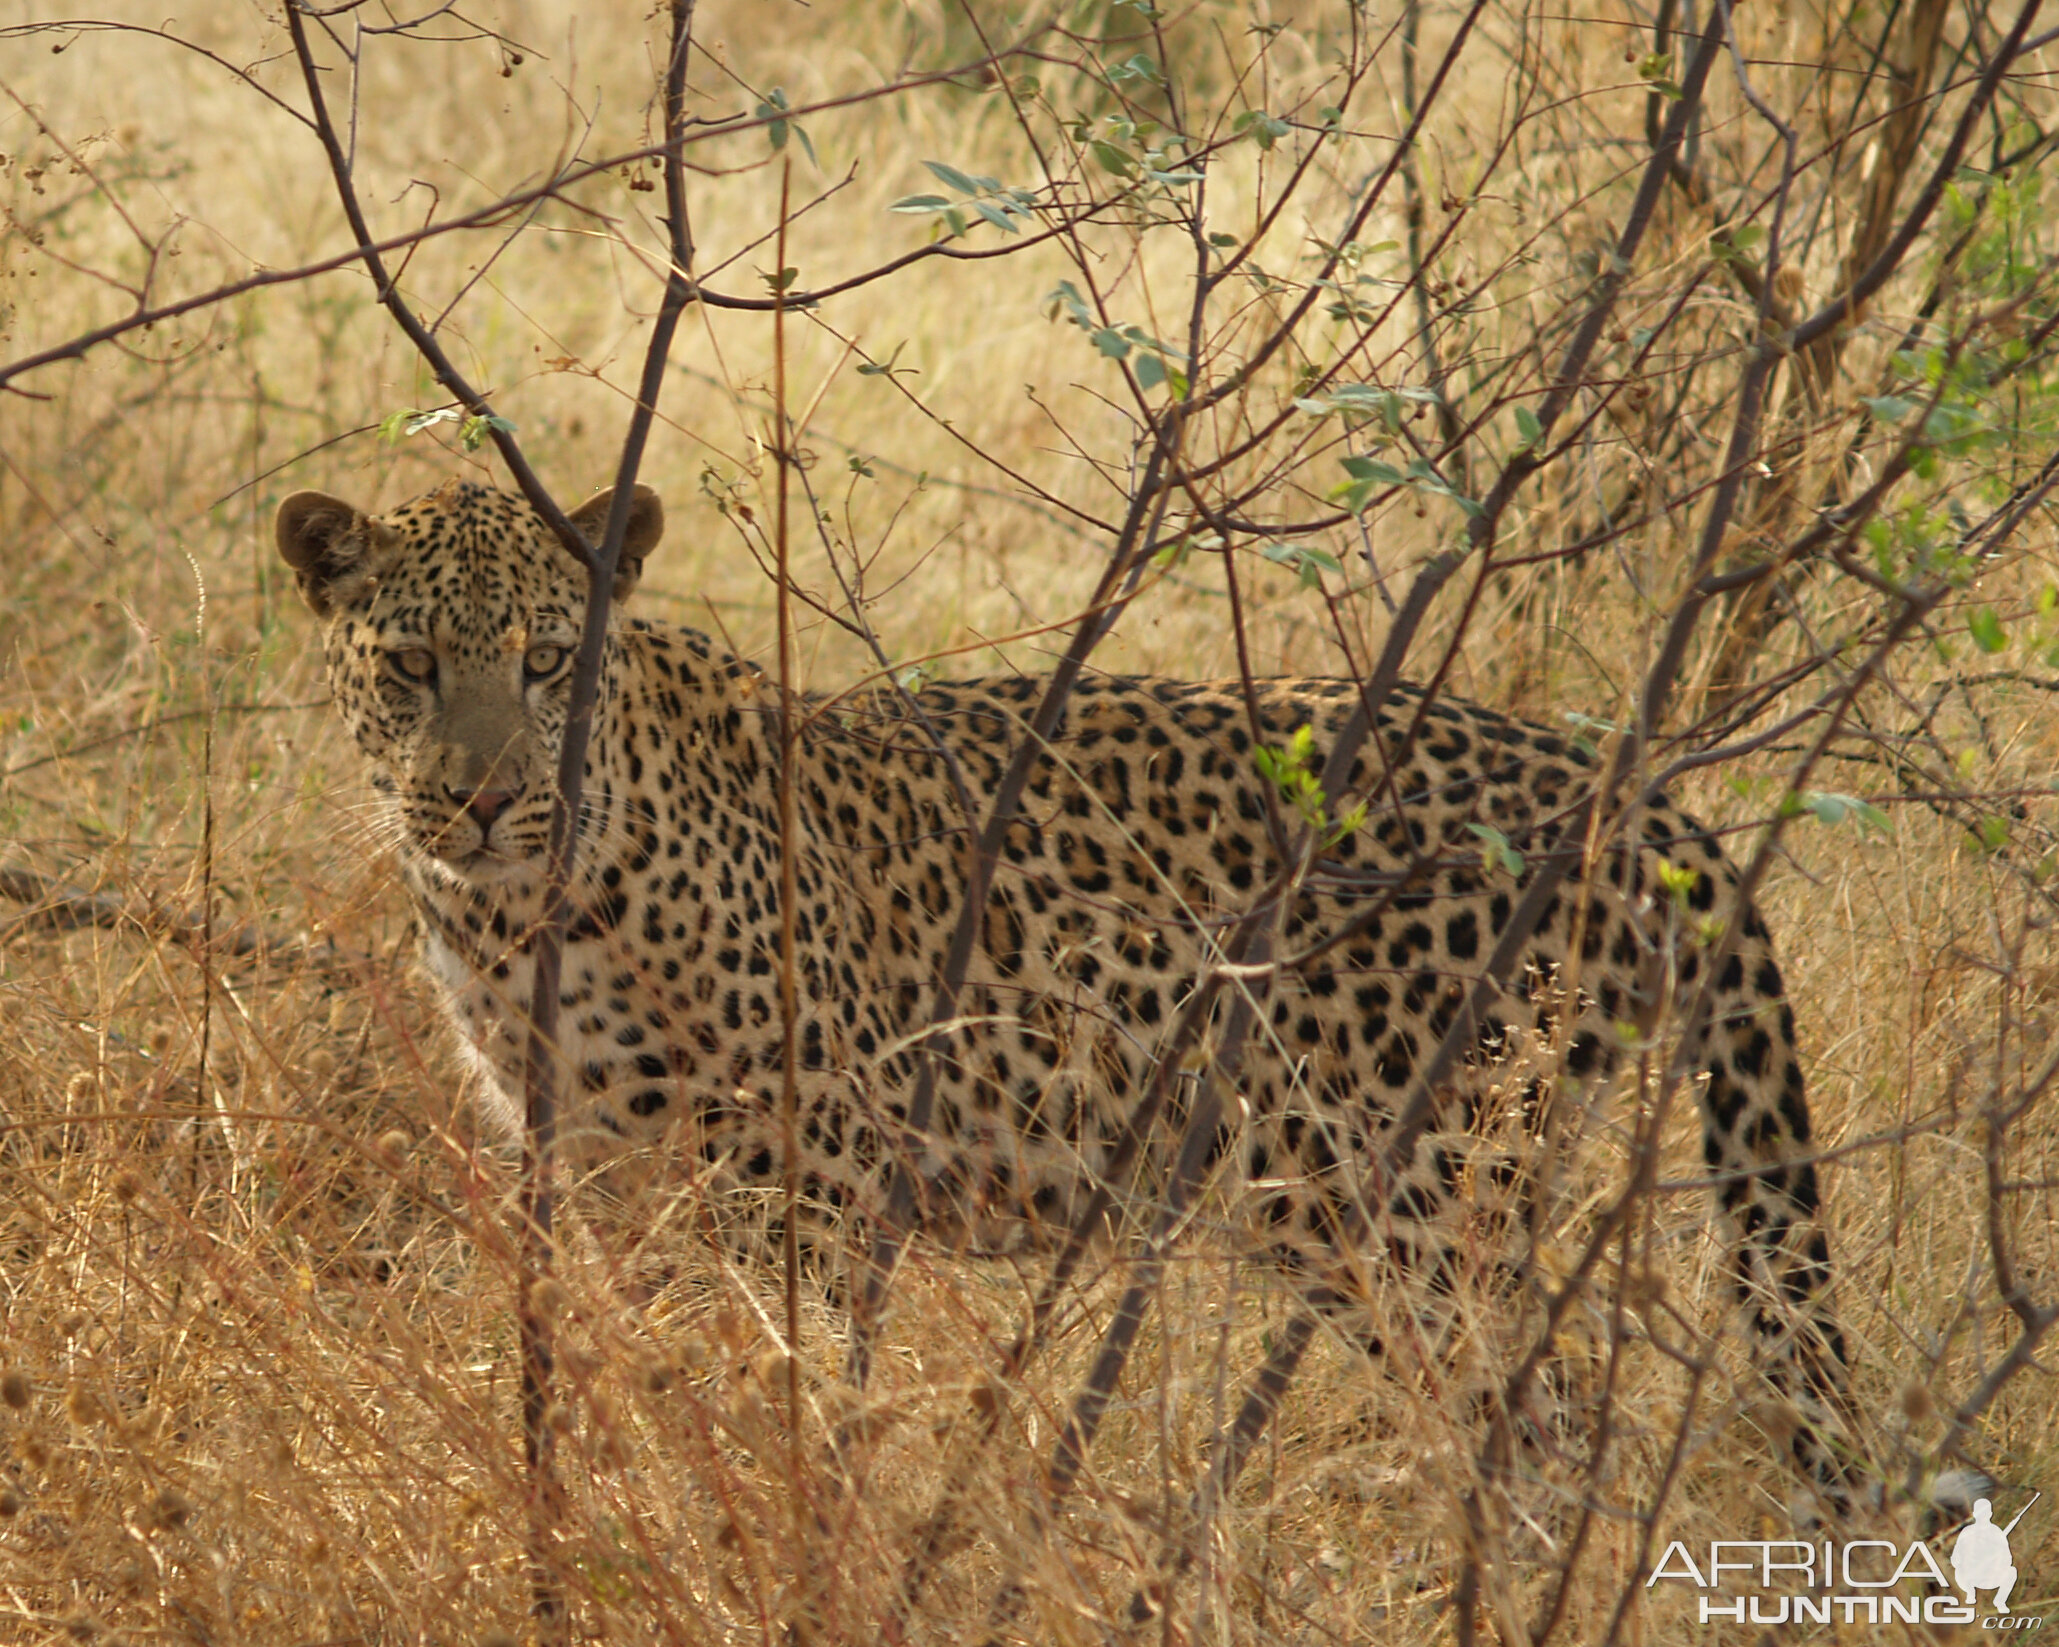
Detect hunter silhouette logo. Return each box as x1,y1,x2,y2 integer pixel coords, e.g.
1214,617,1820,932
1646,1489,2044,1629
1953,1493,2036,1614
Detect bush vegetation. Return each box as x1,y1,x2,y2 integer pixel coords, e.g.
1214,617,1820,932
1,0,2057,1640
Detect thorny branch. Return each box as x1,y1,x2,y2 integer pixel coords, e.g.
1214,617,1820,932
11,0,2059,1638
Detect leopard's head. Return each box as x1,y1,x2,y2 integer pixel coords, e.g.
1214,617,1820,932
276,477,664,885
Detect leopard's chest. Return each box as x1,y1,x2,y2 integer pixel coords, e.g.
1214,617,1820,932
409,868,849,1169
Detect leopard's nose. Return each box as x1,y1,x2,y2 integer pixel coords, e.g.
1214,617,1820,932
447,785,519,828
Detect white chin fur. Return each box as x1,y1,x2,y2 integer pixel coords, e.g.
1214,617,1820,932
417,844,536,887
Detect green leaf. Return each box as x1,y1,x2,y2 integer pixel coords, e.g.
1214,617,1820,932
1654,857,1699,909
1092,327,1130,359
753,88,815,164
1861,394,1920,423
1258,542,1340,571
1233,109,1293,151
754,89,790,149
1783,790,1893,836
971,198,1022,234
1258,541,1341,590
1339,455,1405,485
1134,353,1166,390
1045,280,1093,328
1089,140,1135,178
857,341,912,378
1466,822,1525,877
1637,51,1683,99
1514,404,1543,449
1969,605,2008,653
924,159,981,195
458,413,515,452
381,406,462,444
1119,324,1184,361
889,194,955,214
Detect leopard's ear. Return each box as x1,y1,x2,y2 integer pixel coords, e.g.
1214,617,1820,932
276,492,403,618
567,484,665,604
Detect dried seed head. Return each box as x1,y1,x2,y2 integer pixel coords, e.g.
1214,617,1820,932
1900,1380,1935,1423
147,1025,174,1056
1748,1400,1801,1446
1624,1266,1668,1307
543,1400,572,1435
0,1487,20,1516
559,1343,599,1380
150,1486,192,1529
64,1073,97,1106
375,1129,410,1166
526,1277,568,1319
111,1169,140,1205
65,1385,100,1427
1,1370,29,1411
835,1397,899,1447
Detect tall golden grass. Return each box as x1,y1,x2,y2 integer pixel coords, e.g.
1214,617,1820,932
2,0,2057,1640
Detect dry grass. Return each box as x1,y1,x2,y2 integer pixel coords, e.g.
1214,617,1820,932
2,1,2058,1641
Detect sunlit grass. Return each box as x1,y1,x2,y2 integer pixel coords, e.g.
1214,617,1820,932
1,0,2056,1640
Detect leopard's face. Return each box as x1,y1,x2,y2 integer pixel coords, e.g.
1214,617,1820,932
275,477,663,886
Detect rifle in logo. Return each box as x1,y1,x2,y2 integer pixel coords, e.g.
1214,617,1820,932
1952,1490,2038,1613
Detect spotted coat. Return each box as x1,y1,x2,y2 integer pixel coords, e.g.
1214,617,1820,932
278,477,1848,1477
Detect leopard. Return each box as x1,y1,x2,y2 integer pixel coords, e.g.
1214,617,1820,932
276,474,1857,1499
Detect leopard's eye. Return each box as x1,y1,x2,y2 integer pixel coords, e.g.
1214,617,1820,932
388,647,437,685
523,643,569,681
